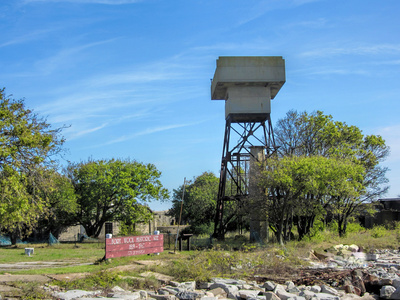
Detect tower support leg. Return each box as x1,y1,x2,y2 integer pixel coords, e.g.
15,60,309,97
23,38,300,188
213,116,276,240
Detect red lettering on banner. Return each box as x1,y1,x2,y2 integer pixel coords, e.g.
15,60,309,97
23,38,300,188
105,234,163,259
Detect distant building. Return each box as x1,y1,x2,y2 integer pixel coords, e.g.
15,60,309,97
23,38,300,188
58,210,175,241
134,210,175,235
362,198,400,228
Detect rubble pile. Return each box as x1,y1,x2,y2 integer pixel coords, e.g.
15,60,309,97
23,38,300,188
40,246,400,299
49,276,380,300
303,245,400,299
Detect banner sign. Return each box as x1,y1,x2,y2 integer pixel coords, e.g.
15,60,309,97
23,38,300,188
105,234,163,259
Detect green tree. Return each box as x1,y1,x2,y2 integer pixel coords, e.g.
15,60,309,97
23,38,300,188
0,88,65,244
260,155,365,244
169,172,219,235
273,110,389,237
118,203,153,236
36,171,77,239
68,158,169,238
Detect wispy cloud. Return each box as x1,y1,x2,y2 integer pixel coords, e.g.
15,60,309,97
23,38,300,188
101,122,199,146
66,123,109,139
0,28,60,48
370,59,400,66
284,18,328,29
56,107,154,140
34,38,119,75
87,69,181,88
295,67,370,77
236,0,323,27
32,53,205,142
23,0,141,4
292,0,321,4
301,44,400,57
39,90,154,129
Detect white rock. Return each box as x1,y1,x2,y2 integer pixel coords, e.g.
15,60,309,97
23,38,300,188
390,286,400,299
239,290,261,299
112,286,126,292
273,284,287,293
170,281,181,287
140,290,148,299
321,285,339,296
263,292,280,300
275,289,302,300
348,245,359,252
53,289,102,300
313,293,340,300
310,286,321,293
247,296,266,300
262,281,276,291
198,282,213,290
299,290,316,298
393,279,400,289
181,282,196,291
212,278,246,285
381,286,396,299
112,292,142,299
340,294,362,300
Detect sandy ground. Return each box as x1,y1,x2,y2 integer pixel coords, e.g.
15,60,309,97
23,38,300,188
0,259,167,294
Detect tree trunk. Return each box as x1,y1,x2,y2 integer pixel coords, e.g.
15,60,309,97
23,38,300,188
276,216,285,245
94,221,105,238
338,215,347,237
296,215,316,240
10,231,18,246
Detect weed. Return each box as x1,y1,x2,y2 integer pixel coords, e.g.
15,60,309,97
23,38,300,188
56,270,119,291
370,225,388,238
1,223,400,296
346,222,365,233
12,281,53,299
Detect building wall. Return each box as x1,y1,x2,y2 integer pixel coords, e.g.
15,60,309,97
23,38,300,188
58,210,174,241
58,225,85,242
135,211,175,235
362,198,400,228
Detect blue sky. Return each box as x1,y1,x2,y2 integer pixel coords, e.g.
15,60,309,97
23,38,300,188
1,0,399,211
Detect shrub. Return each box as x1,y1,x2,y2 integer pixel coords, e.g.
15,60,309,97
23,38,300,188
370,225,388,238
346,222,365,233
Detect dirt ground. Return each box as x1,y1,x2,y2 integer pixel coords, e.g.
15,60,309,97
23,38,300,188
251,267,353,286
0,259,169,294
0,258,363,296
0,261,90,271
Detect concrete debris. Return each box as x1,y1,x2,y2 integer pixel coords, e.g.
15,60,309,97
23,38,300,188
10,245,399,300
46,265,395,300
380,285,396,299
52,289,102,300
309,246,400,271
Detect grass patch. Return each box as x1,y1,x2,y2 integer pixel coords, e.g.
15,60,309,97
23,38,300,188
1,223,400,297
11,281,53,300
151,245,309,282
0,243,104,264
54,269,161,292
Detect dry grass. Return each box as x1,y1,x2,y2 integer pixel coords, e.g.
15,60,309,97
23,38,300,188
2,222,400,297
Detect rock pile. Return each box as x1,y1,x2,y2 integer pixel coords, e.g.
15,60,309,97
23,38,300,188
39,247,400,300
49,273,400,300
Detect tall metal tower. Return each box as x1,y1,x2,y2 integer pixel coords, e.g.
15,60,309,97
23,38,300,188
211,56,286,240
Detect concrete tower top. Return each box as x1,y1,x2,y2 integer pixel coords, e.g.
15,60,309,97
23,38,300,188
211,56,285,101
211,56,285,122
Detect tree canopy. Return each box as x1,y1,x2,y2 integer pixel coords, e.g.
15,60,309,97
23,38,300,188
258,110,389,242
169,172,219,235
0,88,65,243
260,155,365,244
68,158,169,237
36,170,77,238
